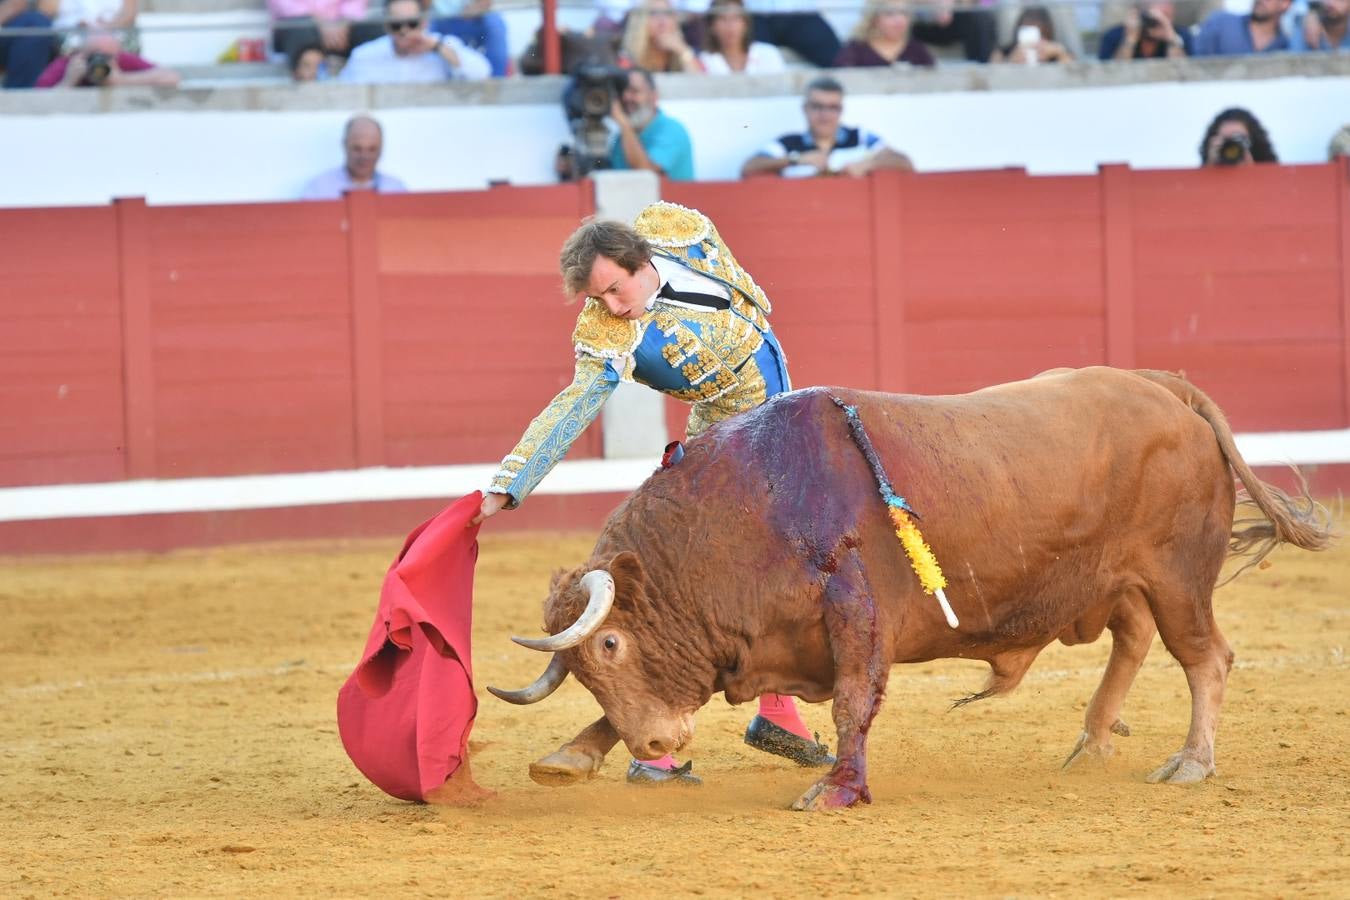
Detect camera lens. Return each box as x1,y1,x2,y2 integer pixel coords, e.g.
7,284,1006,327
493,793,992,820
1215,134,1251,166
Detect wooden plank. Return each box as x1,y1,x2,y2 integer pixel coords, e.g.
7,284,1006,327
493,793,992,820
870,169,905,392
115,197,155,480
347,189,385,469
1100,164,1135,368
1340,157,1350,427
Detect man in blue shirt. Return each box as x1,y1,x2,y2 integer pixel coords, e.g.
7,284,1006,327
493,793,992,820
1292,0,1350,50
607,67,694,181
1194,0,1292,55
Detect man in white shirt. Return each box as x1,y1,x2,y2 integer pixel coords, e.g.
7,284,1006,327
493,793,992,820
302,114,409,199
339,0,490,83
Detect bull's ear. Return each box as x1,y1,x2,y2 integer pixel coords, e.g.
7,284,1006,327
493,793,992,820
607,551,647,611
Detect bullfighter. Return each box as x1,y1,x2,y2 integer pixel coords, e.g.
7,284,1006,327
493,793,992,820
472,200,835,786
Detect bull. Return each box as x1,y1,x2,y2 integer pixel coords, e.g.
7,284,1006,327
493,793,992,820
489,367,1334,810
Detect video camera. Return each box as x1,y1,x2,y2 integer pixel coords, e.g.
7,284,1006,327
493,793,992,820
83,52,114,86
560,64,629,179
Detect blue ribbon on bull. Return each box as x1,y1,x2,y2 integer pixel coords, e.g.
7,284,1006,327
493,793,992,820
829,397,918,519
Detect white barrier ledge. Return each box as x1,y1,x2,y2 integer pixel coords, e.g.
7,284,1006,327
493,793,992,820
0,429,1346,523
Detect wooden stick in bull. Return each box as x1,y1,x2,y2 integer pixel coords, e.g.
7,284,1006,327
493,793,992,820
829,395,959,629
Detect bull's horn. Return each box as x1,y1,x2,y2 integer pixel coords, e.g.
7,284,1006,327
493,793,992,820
486,653,568,705
511,569,616,652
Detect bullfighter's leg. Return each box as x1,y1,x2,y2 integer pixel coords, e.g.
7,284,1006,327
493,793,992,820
792,551,885,811
1145,591,1234,784
1063,592,1156,770
528,715,621,787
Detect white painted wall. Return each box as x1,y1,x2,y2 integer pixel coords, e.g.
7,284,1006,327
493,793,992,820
1,74,1346,209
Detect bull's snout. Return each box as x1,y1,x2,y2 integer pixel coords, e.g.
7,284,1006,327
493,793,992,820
628,714,696,761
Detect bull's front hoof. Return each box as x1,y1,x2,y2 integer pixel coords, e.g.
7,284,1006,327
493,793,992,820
790,779,869,811
528,745,605,787
1061,731,1117,771
1145,752,1214,785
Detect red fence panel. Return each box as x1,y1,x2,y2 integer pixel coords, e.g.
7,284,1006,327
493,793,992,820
0,206,126,487
1130,164,1344,430
144,199,357,478
370,183,597,467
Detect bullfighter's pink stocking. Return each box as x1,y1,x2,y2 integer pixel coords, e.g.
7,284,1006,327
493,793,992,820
757,693,811,739
644,754,678,769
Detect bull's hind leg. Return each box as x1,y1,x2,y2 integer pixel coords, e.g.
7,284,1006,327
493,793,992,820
792,551,886,812
1145,587,1234,784
1064,592,1156,770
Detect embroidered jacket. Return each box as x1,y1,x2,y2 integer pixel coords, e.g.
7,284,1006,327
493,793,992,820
489,201,790,507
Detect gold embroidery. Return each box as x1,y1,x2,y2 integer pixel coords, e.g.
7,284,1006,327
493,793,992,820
572,299,643,362
634,201,710,249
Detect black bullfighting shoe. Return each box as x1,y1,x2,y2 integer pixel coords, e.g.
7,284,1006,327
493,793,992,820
626,759,703,786
744,716,837,767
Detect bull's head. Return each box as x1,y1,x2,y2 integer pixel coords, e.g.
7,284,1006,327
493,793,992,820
488,551,708,761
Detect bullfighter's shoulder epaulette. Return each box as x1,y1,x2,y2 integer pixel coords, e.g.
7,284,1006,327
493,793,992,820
572,298,643,378
633,201,711,251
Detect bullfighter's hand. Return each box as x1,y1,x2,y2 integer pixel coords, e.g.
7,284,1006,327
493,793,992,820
470,491,510,526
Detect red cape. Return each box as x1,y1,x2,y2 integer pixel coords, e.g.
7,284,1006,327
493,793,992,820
337,492,481,802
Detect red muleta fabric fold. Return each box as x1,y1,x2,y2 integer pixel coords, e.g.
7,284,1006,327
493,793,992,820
337,492,481,802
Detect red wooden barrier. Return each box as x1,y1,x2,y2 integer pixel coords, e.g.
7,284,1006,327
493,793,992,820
2,166,1346,494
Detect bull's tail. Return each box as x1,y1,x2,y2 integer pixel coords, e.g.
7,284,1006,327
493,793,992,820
1131,369,1336,580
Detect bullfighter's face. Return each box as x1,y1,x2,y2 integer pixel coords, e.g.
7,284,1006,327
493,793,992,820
584,256,660,320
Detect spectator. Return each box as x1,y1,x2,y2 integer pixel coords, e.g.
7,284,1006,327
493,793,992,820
991,6,1074,63
339,0,489,81
1292,0,1350,49
53,0,137,33
612,67,694,178
303,114,408,198
910,0,998,63
834,0,936,68
1193,0,1292,55
266,0,384,71
428,0,508,76
1098,1,1191,59
741,75,913,178
698,0,786,74
35,28,178,87
622,0,701,72
745,0,841,68
289,43,330,80
1328,123,1350,159
0,0,59,88
1198,107,1278,166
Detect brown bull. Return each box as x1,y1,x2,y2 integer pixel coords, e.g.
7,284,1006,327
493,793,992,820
490,367,1334,810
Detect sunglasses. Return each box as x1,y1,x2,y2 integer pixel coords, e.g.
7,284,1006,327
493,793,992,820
386,17,423,33
805,102,842,113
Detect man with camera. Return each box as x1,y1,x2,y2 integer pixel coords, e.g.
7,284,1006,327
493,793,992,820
34,30,179,88
1098,1,1192,59
1198,107,1279,167
1292,0,1350,50
557,67,694,182
1194,0,1292,55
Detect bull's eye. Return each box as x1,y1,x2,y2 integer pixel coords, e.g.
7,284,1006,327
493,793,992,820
603,635,618,651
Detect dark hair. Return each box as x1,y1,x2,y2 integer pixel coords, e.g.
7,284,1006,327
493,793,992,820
288,42,322,74
626,66,655,91
998,5,1055,55
1198,107,1279,165
804,75,844,97
559,219,653,296
704,0,752,55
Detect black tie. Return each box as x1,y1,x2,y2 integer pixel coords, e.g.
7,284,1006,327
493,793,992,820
658,281,730,310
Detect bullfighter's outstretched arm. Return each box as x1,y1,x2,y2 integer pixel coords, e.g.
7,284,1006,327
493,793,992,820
489,354,620,508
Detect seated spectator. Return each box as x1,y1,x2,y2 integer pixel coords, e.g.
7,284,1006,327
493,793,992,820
289,43,331,80
53,0,137,33
558,66,694,180
1329,123,1350,159
909,0,997,63
339,0,490,81
428,0,508,76
0,0,60,88
35,28,178,87
741,75,913,179
745,0,841,69
1193,0,1292,55
1292,0,1349,49
622,0,702,72
1198,107,1278,166
303,114,408,198
267,0,384,71
699,0,786,74
1098,1,1192,59
991,6,1074,63
834,0,936,68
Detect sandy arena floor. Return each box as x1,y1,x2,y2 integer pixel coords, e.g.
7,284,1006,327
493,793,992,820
2,510,1347,898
